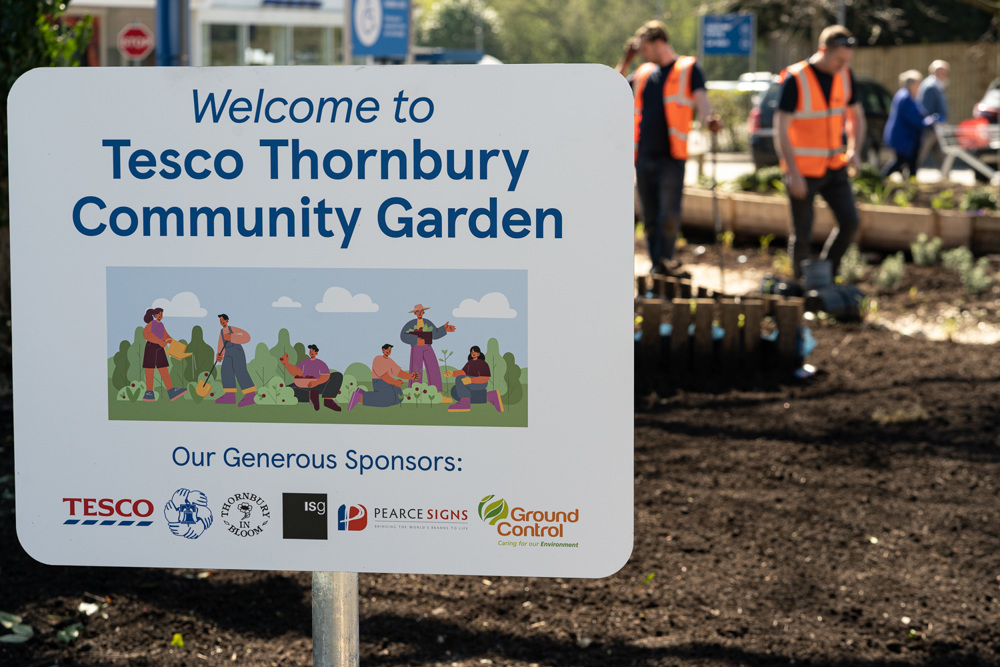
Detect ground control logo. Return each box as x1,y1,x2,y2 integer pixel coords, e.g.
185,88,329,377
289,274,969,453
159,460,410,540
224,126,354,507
337,504,368,531
478,494,580,548
221,491,270,538
62,497,154,526
164,488,213,540
478,495,508,525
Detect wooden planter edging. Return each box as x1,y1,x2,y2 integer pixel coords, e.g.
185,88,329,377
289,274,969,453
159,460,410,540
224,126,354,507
635,275,805,387
682,188,996,254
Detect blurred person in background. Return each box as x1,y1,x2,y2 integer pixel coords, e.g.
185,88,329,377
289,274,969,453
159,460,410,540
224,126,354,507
617,20,720,277
883,69,939,180
774,25,865,281
916,60,950,169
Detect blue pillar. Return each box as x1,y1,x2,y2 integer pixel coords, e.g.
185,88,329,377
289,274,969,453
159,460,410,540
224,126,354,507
155,0,182,66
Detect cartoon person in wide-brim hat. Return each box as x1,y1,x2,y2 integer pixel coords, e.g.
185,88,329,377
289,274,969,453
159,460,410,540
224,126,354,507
399,303,455,397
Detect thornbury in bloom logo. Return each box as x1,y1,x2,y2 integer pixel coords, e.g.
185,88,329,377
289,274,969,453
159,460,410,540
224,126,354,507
478,493,580,547
337,504,368,531
220,491,270,538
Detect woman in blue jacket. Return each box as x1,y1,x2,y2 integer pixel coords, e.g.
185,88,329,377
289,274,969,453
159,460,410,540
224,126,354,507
882,69,939,179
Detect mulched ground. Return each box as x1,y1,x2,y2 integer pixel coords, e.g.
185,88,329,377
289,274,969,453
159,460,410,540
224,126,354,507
1,239,999,666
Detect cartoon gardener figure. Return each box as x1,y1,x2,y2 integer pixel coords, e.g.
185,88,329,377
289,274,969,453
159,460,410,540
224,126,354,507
215,313,256,407
399,303,454,396
141,307,188,402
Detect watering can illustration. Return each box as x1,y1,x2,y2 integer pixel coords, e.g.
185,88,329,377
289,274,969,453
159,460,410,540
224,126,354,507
165,341,193,361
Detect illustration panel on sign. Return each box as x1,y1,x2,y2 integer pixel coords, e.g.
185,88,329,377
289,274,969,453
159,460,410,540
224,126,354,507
107,267,527,427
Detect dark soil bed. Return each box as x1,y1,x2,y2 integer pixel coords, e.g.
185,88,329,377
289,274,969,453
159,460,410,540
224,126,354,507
2,243,999,666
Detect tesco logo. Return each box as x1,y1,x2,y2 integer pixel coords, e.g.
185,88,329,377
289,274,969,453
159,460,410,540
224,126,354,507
63,497,154,518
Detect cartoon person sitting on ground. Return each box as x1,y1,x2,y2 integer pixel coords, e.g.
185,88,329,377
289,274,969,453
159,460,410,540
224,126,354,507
141,307,188,402
443,345,504,413
215,313,256,407
347,343,420,410
279,344,344,412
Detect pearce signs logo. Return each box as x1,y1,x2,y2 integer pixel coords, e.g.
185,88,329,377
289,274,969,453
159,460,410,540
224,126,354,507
337,504,368,531
63,497,154,526
478,495,508,525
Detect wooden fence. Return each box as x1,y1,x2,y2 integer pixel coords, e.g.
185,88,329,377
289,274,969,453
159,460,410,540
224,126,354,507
767,38,997,127
634,275,805,389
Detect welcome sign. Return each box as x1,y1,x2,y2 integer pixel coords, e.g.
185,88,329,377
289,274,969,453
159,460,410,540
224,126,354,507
9,65,633,577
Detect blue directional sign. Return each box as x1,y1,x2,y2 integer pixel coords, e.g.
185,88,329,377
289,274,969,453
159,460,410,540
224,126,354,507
701,13,755,56
352,0,410,58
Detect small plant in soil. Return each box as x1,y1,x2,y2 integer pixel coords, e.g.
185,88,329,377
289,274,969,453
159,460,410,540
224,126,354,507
961,187,998,211
875,252,906,292
839,243,868,284
910,233,942,267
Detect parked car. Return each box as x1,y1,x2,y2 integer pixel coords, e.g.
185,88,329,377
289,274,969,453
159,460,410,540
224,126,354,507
973,78,999,123
747,75,893,170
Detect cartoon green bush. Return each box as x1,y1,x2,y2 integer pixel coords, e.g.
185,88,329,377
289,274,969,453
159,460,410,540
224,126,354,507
254,376,296,406
116,380,147,401
111,340,131,390
335,374,359,403
503,352,523,406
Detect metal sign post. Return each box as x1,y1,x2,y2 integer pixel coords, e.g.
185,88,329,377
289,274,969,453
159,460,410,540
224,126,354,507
313,572,359,667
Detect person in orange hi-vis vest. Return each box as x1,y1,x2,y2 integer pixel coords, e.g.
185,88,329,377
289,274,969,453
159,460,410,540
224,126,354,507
774,25,866,281
617,20,721,278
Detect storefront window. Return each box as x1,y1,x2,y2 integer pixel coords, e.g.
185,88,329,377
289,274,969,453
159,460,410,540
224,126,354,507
208,24,239,66
203,24,342,66
247,25,286,65
292,26,324,65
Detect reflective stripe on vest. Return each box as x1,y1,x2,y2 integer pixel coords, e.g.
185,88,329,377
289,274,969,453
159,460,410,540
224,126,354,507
633,56,698,162
781,61,851,177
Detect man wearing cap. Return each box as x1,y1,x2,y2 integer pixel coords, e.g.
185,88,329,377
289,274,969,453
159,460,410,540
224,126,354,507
347,344,420,410
774,25,865,281
616,19,721,277
399,304,455,396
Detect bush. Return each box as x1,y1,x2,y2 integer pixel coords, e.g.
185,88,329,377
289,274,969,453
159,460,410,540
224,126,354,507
961,188,998,212
942,246,974,273
734,166,785,194
875,252,906,292
910,234,942,267
838,244,868,284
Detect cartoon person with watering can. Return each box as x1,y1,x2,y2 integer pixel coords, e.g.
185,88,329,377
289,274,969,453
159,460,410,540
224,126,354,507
215,313,256,407
141,307,188,402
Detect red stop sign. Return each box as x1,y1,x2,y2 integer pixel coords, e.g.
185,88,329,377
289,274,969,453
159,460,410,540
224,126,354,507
117,23,154,61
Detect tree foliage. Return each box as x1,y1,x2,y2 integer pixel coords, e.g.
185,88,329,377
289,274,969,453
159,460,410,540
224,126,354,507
415,0,503,53
1,1,92,227
724,0,992,47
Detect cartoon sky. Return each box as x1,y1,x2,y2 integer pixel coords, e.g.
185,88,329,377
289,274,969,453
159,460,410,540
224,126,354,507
106,267,528,371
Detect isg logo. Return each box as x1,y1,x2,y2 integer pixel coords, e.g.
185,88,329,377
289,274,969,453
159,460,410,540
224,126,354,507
337,504,367,531
63,497,154,527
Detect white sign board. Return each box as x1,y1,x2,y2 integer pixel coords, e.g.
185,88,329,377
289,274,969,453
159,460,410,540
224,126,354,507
9,65,633,577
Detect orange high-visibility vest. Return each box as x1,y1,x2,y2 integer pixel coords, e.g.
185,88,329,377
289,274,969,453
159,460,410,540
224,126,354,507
781,61,852,177
632,56,698,162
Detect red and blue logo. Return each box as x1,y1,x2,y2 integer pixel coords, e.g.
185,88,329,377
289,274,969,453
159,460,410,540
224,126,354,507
337,504,367,531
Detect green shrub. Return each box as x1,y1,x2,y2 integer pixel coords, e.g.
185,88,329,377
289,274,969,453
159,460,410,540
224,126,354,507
910,234,942,267
838,244,868,284
961,257,994,295
875,252,906,292
960,188,998,212
942,246,974,273
931,188,957,210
